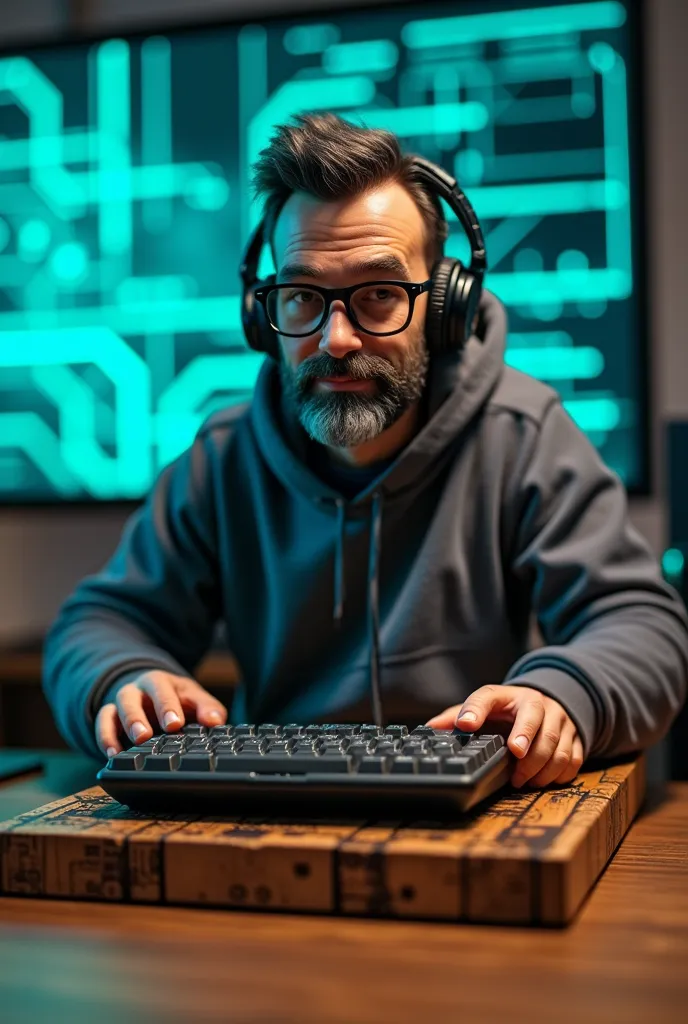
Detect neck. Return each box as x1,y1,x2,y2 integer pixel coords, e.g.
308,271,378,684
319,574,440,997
323,400,422,468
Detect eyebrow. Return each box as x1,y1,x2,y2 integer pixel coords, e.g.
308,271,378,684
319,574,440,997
278,254,412,282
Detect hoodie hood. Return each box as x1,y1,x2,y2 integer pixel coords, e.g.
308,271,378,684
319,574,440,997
249,287,508,725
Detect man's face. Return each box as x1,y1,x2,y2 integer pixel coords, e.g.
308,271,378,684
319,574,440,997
272,181,431,448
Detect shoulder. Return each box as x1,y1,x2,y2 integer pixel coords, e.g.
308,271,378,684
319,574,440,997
485,366,560,428
195,400,252,446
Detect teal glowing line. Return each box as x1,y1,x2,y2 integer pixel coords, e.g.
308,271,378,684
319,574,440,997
495,95,584,124
505,346,604,380
0,57,85,213
599,50,632,280
73,162,227,203
480,214,542,270
283,23,340,56
247,77,375,231
662,548,685,579
31,364,117,497
563,397,620,432
508,331,574,348
488,268,629,303
0,412,80,493
141,36,172,234
238,24,268,246
344,101,488,136
96,40,132,256
402,2,626,49
0,130,99,170
0,328,151,496
0,295,242,335
157,352,264,467
460,179,627,220
324,40,399,75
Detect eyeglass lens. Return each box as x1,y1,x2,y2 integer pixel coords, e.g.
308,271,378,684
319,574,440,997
267,284,411,336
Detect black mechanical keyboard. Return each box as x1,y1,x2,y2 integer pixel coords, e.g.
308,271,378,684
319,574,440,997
97,723,512,817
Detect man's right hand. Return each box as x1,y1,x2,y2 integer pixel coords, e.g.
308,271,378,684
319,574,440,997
95,669,228,758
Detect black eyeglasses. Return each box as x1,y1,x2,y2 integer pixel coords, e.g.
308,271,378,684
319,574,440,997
254,279,433,338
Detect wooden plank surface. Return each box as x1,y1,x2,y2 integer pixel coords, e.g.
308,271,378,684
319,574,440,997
0,755,645,925
0,774,686,1024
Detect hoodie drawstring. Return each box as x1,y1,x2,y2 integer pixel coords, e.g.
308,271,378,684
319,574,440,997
333,498,346,625
367,491,384,728
330,491,385,728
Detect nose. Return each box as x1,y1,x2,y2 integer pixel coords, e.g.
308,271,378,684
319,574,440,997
318,299,363,358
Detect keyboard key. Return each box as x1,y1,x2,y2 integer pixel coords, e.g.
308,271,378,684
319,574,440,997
418,757,441,774
233,724,254,736
358,756,391,774
109,751,144,771
209,725,233,737
385,725,408,738
410,726,434,736
390,756,417,774
442,757,472,776
179,752,215,772
257,724,282,736
282,725,304,737
143,752,180,772
182,724,206,735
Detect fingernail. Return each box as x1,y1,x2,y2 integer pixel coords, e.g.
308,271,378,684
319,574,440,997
457,711,477,723
131,722,147,741
513,735,528,752
106,747,117,759
163,711,181,729
207,711,222,723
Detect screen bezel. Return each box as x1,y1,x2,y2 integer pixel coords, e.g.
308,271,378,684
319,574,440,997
0,0,651,506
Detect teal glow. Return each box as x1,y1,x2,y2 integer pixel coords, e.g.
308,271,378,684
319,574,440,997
0,218,9,253
50,242,88,283
96,39,131,256
563,398,620,431
588,41,617,74
283,24,340,55
141,36,172,233
557,249,589,271
402,3,626,49
346,101,489,136
662,549,685,579
18,219,51,258
505,346,604,380
455,148,484,185
183,175,230,210
324,40,399,75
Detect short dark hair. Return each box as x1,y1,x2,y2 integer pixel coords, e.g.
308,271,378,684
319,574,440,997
251,113,448,269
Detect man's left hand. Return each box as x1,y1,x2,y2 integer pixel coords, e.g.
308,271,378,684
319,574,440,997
426,685,584,788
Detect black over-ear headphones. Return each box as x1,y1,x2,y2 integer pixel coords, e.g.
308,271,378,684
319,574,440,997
239,154,488,362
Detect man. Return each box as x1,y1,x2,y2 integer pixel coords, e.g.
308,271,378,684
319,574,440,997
44,114,688,791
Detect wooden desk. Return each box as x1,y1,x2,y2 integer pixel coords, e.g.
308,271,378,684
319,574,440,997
0,753,686,1023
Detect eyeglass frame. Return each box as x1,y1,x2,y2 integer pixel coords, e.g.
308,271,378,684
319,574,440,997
253,278,433,338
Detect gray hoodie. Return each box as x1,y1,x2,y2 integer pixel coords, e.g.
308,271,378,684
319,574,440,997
43,289,688,760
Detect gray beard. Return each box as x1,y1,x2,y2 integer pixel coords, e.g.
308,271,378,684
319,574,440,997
279,339,430,448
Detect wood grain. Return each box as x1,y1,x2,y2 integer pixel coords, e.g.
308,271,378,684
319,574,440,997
0,756,646,925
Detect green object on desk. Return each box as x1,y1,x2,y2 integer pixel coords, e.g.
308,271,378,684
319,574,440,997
0,752,43,783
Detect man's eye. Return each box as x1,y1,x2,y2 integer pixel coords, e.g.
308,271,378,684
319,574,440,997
286,289,316,304
362,288,393,302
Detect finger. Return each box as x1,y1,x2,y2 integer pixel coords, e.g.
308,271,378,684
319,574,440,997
528,721,577,788
175,678,228,727
138,671,188,732
505,694,547,759
95,703,124,757
452,685,508,732
116,684,154,744
553,734,585,785
510,707,566,787
425,704,464,729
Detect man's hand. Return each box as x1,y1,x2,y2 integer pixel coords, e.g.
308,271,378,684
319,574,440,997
426,685,584,788
95,669,228,758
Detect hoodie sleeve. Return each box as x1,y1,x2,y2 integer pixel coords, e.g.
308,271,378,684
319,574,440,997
503,400,688,760
42,433,221,758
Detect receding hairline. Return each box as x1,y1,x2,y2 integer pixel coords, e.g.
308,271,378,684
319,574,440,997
269,179,433,274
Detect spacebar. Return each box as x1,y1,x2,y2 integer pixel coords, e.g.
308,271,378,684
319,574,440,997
219,754,352,774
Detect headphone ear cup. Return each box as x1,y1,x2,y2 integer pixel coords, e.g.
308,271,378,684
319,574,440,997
425,258,459,356
426,258,482,356
242,274,279,360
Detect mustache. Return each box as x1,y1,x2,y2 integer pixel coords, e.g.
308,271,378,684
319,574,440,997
295,352,397,389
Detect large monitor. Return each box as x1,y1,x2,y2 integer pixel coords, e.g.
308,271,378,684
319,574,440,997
0,0,648,502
